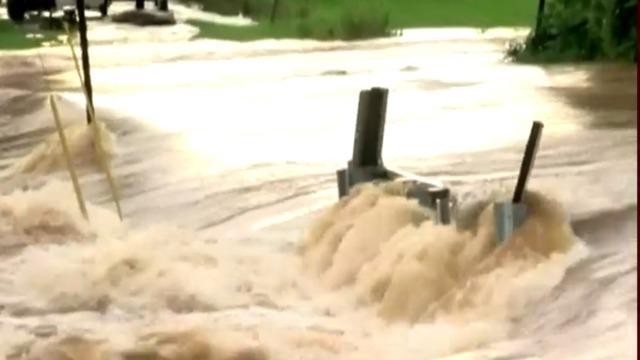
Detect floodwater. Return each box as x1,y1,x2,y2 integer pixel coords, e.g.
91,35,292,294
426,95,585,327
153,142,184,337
0,21,636,360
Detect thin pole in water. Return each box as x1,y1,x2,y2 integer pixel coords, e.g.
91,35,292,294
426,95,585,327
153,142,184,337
512,121,544,204
49,95,90,221
76,0,94,125
534,0,546,37
64,24,124,221
270,0,279,23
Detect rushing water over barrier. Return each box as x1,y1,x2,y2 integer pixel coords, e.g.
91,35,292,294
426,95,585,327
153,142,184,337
0,27,636,359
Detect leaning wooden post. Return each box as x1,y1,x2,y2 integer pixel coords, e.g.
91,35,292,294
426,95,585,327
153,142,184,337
49,95,90,221
65,25,124,221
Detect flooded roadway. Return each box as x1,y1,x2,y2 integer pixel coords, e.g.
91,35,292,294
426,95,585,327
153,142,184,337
0,24,636,359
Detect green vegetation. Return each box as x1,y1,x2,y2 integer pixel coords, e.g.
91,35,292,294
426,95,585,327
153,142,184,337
190,0,539,41
509,0,637,62
0,19,63,50
3,0,634,64
383,0,537,28
1,0,540,47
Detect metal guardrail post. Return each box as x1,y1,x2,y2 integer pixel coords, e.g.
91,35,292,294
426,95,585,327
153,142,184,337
337,87,390,197
513,121,543,203
335,87,452,225
494,121,544,244
352,87,388,168
336,169,349,198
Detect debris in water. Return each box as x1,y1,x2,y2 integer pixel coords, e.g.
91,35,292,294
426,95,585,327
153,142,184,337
401,66,419,72
111,9,177,26
31,324,58,338
321,70,348,76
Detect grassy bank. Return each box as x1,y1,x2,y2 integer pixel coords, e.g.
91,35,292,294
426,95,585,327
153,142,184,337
509,0,637,62
0,19,63,50
0,0,538,49
191,0,539,41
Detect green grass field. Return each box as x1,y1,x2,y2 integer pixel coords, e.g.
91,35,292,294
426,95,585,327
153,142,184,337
0,19,46,50
0,19,62,50
191,0,538,41
386,0,538,28
0,0,538,49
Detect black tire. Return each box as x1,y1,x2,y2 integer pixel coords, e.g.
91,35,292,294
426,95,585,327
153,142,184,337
7,0,26,22
99,0,109,17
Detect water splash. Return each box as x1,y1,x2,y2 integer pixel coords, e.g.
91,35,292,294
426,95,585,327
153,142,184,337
0,180,121,247
301,182,588,327
5,121,115,177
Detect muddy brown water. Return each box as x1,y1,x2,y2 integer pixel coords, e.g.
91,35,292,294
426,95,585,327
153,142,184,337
0,26,636,359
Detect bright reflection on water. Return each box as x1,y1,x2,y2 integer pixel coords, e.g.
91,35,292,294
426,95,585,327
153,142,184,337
51,27,618,174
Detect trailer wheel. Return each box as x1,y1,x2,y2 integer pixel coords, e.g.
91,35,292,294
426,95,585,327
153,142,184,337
7,0,26,22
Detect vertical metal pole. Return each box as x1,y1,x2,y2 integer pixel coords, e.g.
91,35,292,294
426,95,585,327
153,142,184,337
430,188,451,225
270,0,279,23
76,0,94,125
512,121,544,203
351,87,388,168
336,169,349,198
534,0,546,36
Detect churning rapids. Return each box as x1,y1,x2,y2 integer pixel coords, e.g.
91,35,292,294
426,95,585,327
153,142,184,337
0,25,636,359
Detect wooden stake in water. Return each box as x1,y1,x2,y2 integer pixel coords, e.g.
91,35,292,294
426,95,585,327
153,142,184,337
64,24,124,221
49,94,90,221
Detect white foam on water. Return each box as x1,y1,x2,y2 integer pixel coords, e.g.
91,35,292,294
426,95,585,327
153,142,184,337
298,182,590,358
0,178,590,360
